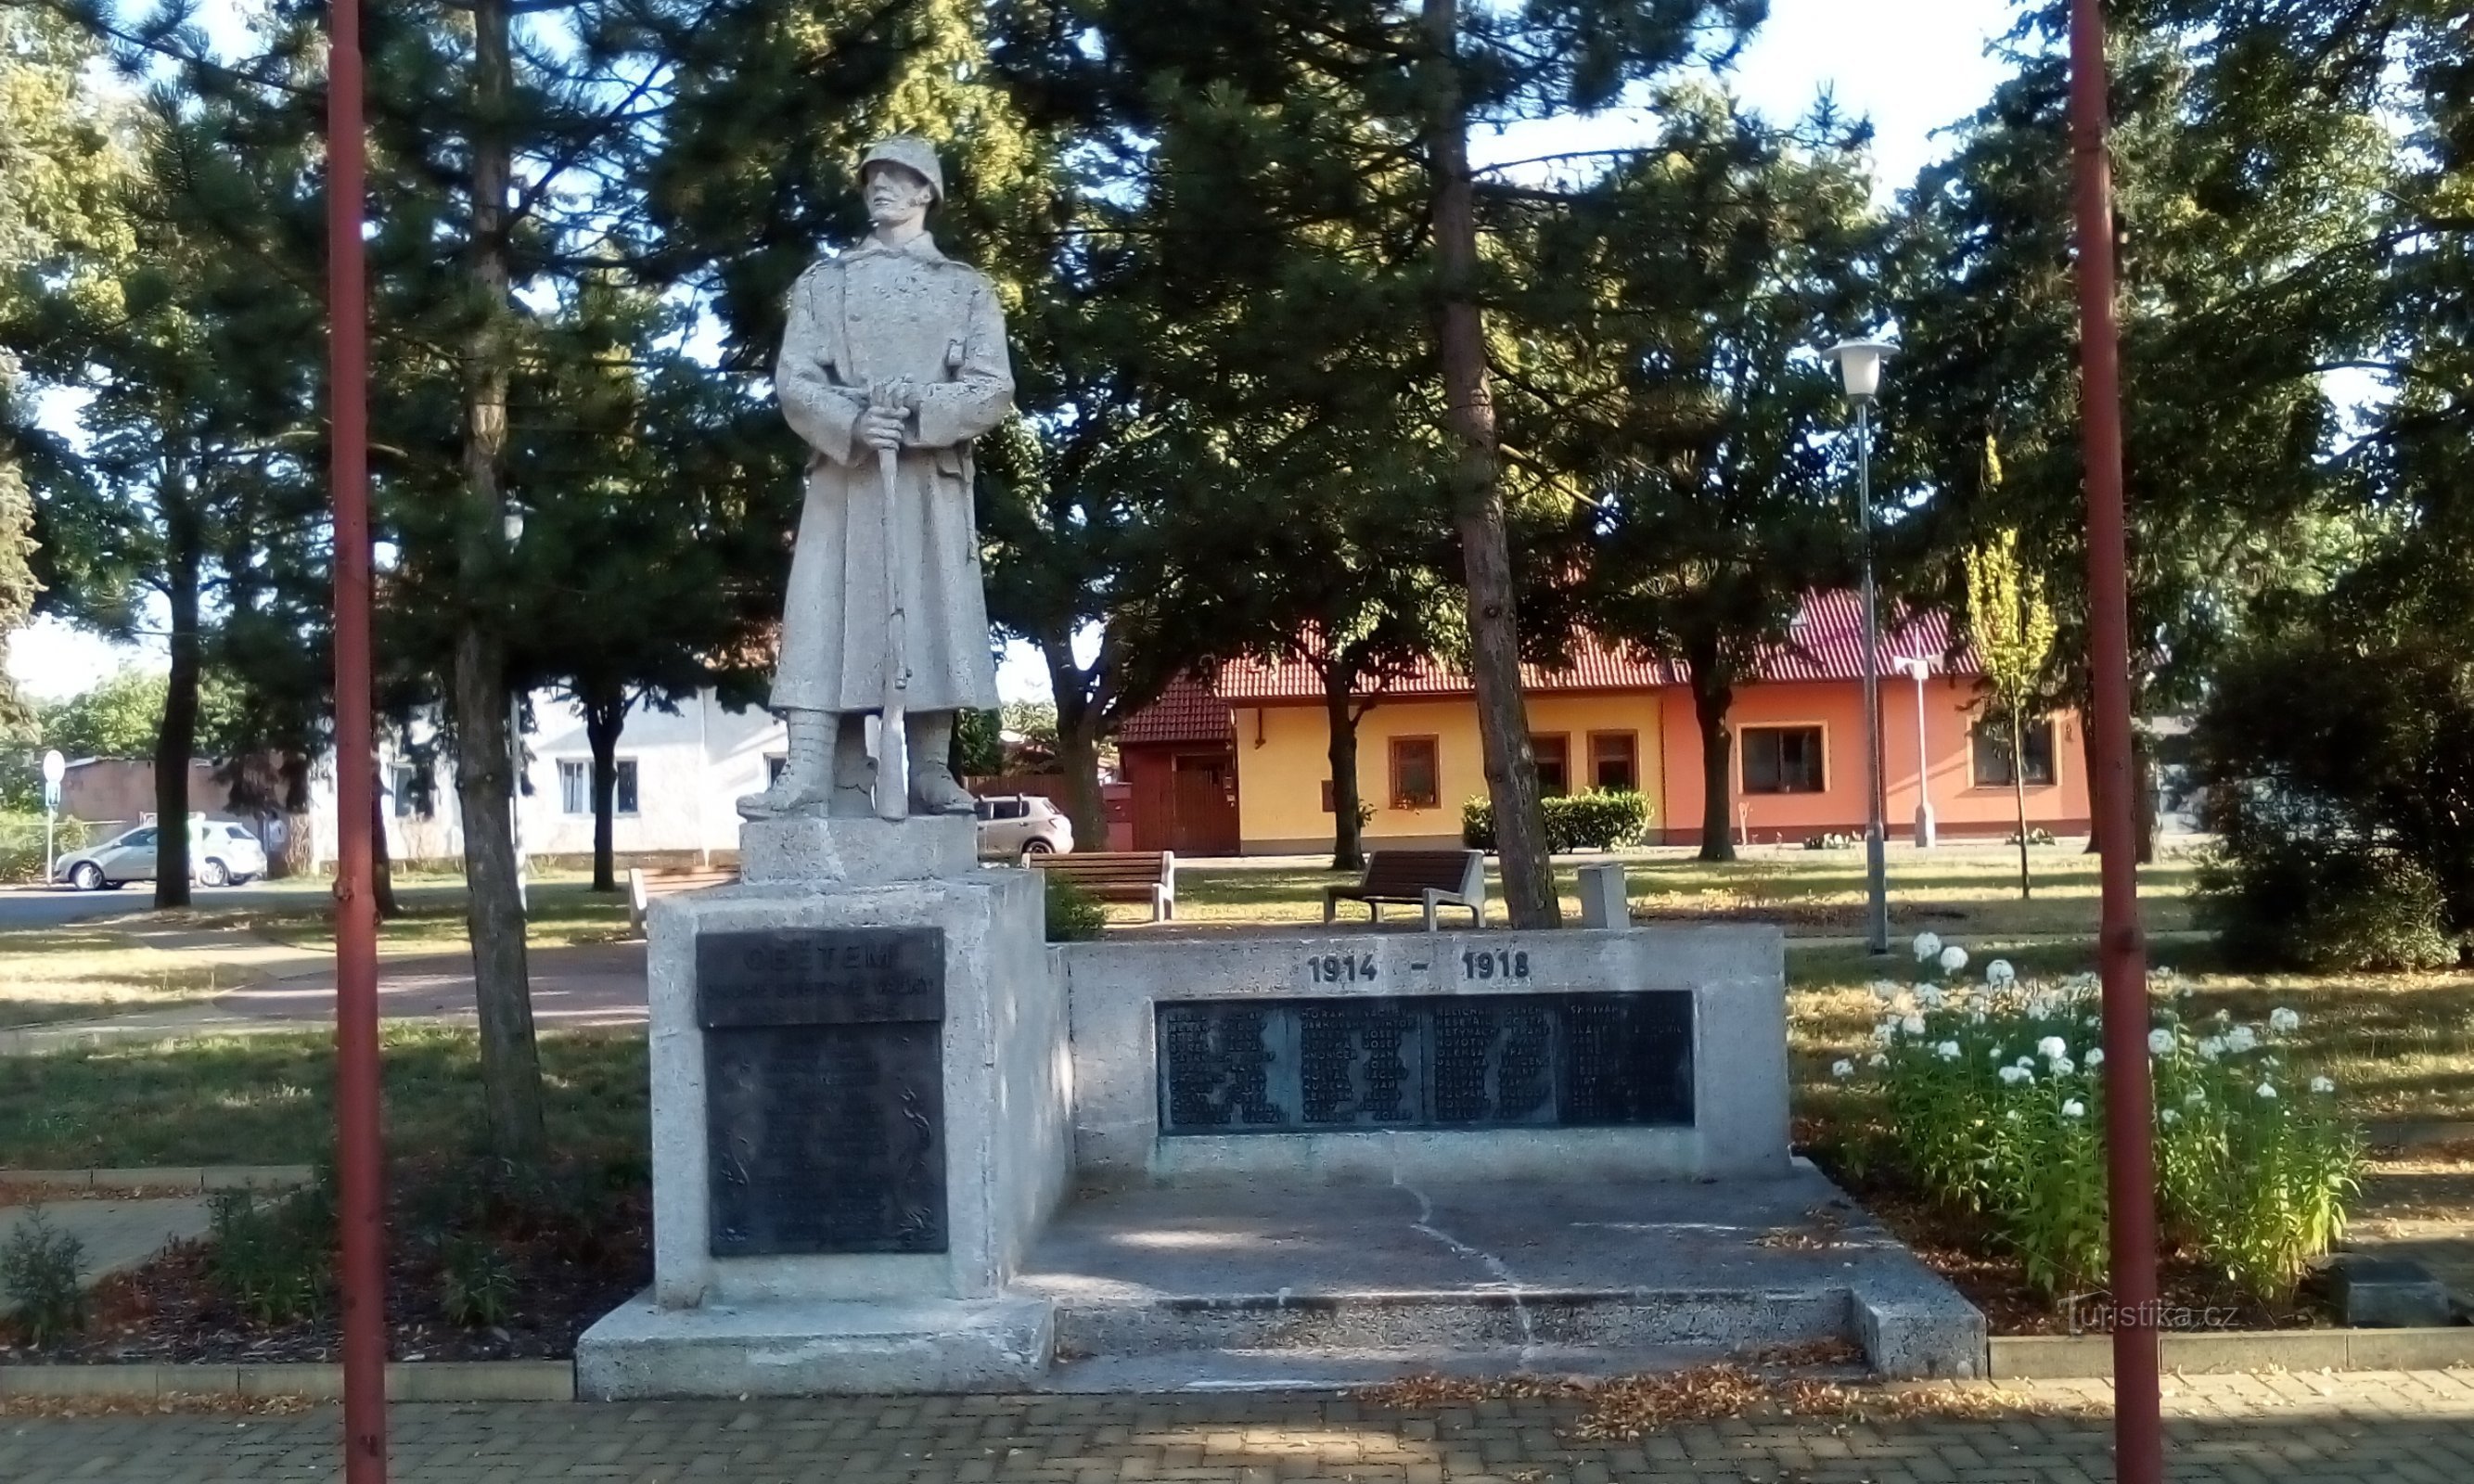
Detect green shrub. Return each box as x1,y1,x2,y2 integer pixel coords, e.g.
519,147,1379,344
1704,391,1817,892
1842,937,2361,1301
0,813,93,885
1,1206,87,1344
1461,790,1650,854
1044,873,1106,942
2200,838,2460,972
204,1184,334,1324
438,1235,518,1328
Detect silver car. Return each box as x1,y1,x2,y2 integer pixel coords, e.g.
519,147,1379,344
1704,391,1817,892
974,794,1074,863
54,820,270,890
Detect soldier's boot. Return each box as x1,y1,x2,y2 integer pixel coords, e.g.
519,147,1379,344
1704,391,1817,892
905,711,978,816
736,709,838,819
829,715,879,817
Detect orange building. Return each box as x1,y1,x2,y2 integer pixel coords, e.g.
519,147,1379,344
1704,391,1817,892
1117,593,2093,855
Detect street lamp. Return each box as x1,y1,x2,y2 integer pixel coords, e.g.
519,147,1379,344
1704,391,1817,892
1891,656,1936,849
504,500,529,915
1827,339,1895,955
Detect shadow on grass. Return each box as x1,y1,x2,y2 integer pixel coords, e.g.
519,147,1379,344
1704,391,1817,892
0,1027,647,1168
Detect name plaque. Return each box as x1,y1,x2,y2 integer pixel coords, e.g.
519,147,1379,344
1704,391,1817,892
1158,991,1692,1133
699,927,947,1257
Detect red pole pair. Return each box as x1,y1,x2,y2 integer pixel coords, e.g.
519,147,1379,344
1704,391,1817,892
326,0,389,1477
2068,3,2163,1480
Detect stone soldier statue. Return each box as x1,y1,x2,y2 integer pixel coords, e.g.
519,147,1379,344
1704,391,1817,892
739,135,1013,821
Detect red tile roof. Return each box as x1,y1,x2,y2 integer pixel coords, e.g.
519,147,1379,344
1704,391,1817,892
1210,592,1968,703
1117,673,1236,746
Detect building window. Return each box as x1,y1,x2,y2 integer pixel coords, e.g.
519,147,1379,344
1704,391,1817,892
1741,726,1826,794
1532,735,1570,797
387,763,430,820
1972,719,2057,787
559,759,639,815
1588,732,1638,792
765,754,788,785
1389,736,1441,811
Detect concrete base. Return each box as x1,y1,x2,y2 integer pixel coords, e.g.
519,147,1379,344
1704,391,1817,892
581,1165,1983,1393
1016,1160,1985,1384
578,1295,1054,1397
738,814,976,885
2329,1256,2455,1328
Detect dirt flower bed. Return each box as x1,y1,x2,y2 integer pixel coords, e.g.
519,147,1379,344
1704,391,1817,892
0,1158,647,1364
1819,1162,2322,1336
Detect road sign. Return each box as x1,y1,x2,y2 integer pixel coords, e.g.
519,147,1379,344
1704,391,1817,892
41,749,66,785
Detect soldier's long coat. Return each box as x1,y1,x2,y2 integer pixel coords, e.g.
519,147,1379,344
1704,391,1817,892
771,232,1011,714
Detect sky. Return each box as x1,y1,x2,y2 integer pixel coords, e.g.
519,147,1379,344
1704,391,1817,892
6,0,2019,708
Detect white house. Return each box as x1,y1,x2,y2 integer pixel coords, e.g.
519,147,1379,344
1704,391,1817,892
313,687,788,866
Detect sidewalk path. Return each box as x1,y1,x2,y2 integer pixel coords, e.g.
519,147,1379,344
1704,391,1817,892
2,1372,2470,1482
0,942,647,1054
0,1196,211,1283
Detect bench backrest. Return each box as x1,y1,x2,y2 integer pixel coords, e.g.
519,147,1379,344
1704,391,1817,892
1358,849,1481,898
1029,851,1174,886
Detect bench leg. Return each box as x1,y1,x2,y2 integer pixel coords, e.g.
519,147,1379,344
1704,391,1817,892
1152,886,1171,924
1323,895,1339,925
1421,889,1442,933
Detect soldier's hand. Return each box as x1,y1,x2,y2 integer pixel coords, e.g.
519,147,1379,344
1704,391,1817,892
858,404,907,452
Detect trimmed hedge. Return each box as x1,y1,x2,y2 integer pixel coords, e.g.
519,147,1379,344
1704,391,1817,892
1460,789,1649,853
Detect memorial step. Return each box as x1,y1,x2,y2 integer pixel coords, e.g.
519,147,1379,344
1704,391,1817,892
1010,1168,1985,1384
1037,1340,1793,1393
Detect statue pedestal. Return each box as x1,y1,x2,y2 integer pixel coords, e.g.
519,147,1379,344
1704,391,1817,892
737,812,979,885
578,818,1068,1396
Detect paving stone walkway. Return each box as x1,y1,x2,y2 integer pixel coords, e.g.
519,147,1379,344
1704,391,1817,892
4,1371,2473,1483
0,1196,211,1283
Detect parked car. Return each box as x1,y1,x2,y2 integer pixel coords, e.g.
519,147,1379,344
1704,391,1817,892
974,795,1074,862
53,819,269,890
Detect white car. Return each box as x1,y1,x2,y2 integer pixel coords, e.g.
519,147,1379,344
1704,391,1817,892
974,795,1075,863
53,819,270,890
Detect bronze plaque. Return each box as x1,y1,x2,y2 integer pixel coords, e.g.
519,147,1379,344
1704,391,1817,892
699,928,946,1256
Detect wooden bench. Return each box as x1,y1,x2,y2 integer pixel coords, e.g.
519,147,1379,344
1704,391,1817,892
1030,851,1176,922
626,866,737,933
1323,849,1486,931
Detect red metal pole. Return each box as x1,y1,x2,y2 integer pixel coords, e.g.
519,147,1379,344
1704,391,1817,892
2067,5,2162,1481
327,0,389,1476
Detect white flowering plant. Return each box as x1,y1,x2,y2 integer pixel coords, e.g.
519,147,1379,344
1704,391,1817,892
1839,944,2359,1300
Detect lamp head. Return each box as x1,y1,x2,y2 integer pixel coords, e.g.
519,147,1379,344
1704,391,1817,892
1826,339,1896,401
502,503,527,544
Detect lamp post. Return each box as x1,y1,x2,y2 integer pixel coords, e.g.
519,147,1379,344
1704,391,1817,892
2068,1,2161,1478
503,502,529,915
324,0,388,1472
1827,339,1895,956
1891,657,1936,849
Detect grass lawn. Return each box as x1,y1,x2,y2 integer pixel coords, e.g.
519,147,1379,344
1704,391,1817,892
1160,842,2201,940
0,922,243,1029
0,1027,647,1169
177,873,635,955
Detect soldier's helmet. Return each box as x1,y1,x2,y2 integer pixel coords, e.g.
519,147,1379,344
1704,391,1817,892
858,135,944,204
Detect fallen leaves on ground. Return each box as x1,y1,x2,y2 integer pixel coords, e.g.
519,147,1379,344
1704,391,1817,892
1356,1355,2080,1440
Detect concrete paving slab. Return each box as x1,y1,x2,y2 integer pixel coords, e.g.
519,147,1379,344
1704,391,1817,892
0,1195,210,1284
1015,1163,1985,1380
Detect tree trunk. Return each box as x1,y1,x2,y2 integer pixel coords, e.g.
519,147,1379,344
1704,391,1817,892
2011,710,2032,899
583,687,628,893
276,752,313,879
369,759,399,920
2132,725,2158,865
1691,666,1737,864
451,0,546,1164
1041,636,1109,851
153,505,199,909
1421,0,1556,928
1323,661,1366,873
